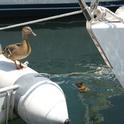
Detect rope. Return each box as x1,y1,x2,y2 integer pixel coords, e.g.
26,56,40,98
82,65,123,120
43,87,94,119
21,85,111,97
0,10,82,31
78,0,92,21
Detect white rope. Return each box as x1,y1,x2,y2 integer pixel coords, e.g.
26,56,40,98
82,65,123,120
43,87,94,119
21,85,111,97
0,10,82,31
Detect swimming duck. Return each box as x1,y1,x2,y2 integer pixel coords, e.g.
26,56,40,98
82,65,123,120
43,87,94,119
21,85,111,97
76,82,90,93
2,26,36,69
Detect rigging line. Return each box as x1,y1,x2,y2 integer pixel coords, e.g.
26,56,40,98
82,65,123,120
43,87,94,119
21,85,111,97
0,10,82,31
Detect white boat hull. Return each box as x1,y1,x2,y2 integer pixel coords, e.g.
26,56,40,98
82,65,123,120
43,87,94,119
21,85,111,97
0,54,69,124
87,6,124,88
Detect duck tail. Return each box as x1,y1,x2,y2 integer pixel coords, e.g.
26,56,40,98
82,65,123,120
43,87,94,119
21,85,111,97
0,44,2,54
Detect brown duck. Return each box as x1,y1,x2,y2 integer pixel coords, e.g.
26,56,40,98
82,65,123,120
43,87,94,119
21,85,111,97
76,82,90,93
2,26,36,69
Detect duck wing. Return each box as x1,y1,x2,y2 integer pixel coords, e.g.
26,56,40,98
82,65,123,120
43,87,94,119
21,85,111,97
3,43,22,56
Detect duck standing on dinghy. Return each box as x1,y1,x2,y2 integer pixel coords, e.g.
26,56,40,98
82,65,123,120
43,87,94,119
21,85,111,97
2,26,36,69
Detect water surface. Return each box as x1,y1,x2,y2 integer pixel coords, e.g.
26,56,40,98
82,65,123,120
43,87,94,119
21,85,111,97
0,18,124,124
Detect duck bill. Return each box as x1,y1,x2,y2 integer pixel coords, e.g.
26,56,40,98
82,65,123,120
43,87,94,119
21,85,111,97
32,31,37,36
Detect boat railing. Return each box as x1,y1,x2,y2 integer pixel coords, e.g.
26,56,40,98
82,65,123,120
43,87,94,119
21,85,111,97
104,8,124,23
0,85,19,124
90,4,124,23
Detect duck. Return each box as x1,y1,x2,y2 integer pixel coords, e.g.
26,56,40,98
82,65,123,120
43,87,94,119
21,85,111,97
76,82,90,93
2,26,36,69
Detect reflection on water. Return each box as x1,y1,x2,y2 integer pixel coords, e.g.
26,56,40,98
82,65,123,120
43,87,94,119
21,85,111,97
0,18,124,124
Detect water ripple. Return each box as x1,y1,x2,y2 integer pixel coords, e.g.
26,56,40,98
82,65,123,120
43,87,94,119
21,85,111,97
40,64,124,124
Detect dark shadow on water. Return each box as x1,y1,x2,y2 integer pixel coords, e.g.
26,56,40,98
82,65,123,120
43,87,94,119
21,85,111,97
101,94,124,124
9,118,26,124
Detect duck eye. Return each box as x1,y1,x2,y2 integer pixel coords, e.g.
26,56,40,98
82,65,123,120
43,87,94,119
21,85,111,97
26,27,31,31
26,28,30,31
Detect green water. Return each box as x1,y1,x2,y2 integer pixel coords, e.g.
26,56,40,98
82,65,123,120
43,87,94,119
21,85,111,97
0,18,124,124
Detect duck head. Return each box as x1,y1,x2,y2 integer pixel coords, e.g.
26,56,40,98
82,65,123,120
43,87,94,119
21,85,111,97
22,26,36,37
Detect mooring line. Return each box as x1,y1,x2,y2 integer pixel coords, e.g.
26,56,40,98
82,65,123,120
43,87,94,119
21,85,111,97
0,10,82,31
